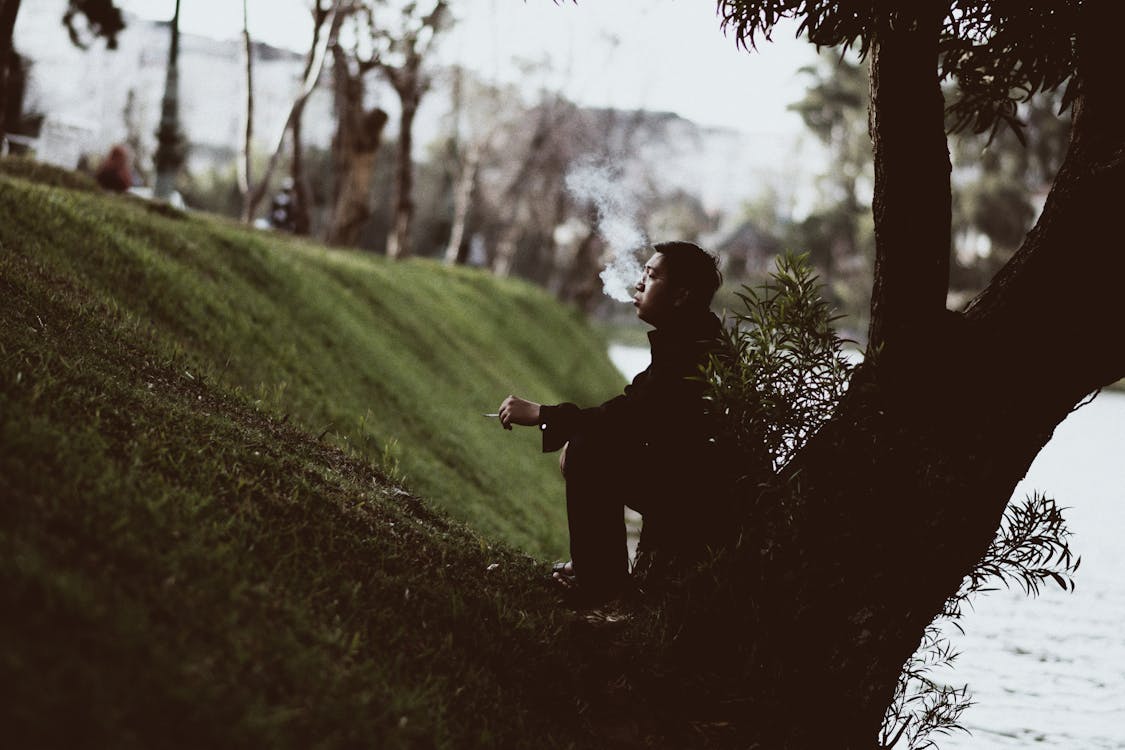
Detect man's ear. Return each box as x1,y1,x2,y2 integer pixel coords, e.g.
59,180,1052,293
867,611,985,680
672,287,692,308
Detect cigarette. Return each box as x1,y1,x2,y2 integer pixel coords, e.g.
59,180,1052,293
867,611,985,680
483,412,499,418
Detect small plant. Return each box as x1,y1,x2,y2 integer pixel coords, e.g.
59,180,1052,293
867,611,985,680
703,252,855,473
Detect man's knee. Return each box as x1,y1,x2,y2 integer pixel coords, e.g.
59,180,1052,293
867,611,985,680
559,442,568,479
561,431,609,479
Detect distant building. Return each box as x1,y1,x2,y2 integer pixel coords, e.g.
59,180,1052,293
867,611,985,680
13,0,334,177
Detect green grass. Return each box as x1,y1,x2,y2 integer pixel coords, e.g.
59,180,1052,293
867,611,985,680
0,159,624,558
0,160,635,748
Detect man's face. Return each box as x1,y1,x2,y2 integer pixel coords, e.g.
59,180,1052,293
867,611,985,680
633,252,683,327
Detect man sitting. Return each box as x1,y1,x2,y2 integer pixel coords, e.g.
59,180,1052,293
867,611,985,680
497,241,728,604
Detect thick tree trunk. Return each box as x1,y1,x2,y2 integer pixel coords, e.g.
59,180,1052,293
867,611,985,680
682,6,1125,749
866,7,951,353
326,41,387,248
386,97,418,260
327,106,387,247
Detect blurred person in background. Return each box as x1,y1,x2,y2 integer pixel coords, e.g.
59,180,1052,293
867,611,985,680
94,144,133,193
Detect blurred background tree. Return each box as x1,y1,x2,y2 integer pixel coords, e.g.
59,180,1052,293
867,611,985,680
153,0,185,199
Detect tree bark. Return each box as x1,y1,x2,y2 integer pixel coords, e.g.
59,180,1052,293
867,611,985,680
866,7,951,354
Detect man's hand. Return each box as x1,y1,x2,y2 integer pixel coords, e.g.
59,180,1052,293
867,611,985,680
498,395,541,431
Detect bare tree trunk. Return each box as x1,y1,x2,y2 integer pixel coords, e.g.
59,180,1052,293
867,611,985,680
327,42,387,247
0,0,24,146
491,223,520,278
386,96,418,259
237,0,254,221
244,0,342,223
443,140,481,265
558,210,601,312
487,104,558,278
154,0,184,200
290,105,311,236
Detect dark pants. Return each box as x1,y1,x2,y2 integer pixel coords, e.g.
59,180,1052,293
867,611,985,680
563,427,721,598
562,430,639,598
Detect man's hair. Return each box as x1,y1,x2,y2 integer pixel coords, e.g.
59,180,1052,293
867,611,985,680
653,241,722,309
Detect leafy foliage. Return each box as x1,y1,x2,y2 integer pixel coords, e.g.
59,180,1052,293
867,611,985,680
704,253,855,471
953,492,1080,606
939,1,1080,138
716,0,1082,138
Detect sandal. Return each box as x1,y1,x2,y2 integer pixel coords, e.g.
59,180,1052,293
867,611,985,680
551,560,577,590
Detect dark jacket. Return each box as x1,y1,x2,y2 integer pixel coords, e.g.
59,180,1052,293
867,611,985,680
538,310,726,458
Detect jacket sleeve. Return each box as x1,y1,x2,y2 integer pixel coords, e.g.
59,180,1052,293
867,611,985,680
538,370,648,453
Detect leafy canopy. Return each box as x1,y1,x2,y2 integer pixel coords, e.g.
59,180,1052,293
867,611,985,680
716,0,1082,136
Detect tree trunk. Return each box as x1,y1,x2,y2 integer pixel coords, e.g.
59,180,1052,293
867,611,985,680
0,0,23,144
237,0,254,221
491,225,520,278
154,0,184,200
326,38,387,248
558,214,601,313
290,102,311,236
866,8,951,353
678,6,1125,748
327,106,387,247
386,96,417,259
443,140,481,265
244,0,342,224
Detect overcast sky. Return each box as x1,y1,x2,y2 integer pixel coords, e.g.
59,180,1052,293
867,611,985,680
115,0,817,136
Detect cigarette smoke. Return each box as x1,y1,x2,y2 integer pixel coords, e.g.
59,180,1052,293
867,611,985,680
565,161,646,303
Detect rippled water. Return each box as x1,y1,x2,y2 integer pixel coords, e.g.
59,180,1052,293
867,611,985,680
939,389,1125,749
607,345,1125,748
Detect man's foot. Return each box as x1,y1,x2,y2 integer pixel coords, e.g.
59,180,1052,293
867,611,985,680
551,561,634,610
551,560,576,589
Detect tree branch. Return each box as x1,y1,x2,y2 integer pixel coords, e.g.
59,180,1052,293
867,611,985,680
245,0,345,220
964,1,1125,396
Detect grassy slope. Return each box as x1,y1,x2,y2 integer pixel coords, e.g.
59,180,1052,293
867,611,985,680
0,160,624,558
0,162,629,748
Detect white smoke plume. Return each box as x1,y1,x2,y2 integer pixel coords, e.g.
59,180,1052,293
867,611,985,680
564,161,647,303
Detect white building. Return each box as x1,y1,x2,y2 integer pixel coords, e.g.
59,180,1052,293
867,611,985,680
13,0,335,176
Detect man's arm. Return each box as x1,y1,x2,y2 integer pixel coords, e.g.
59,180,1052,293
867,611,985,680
497,367,653,452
